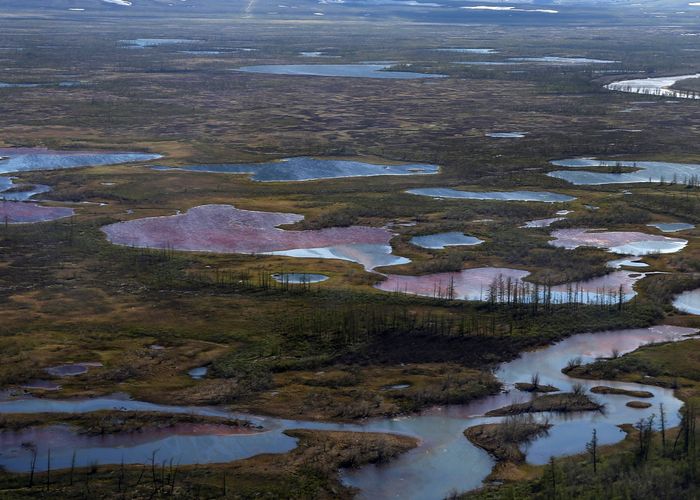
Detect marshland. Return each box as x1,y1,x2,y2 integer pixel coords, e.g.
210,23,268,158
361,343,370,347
1,1,700,498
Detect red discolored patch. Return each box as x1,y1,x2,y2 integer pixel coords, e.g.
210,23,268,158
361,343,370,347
0,201,74,224
101,204,393,253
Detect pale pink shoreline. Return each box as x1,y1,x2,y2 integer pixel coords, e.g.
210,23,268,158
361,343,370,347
0,201,74,224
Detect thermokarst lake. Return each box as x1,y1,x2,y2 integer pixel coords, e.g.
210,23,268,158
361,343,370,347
375,266,644,304
0,201,74,224
101,204,410,271
409,231,484,249
549,228,688,255
549,157,700,185
154,157,439,181
0,148,161,174
0,148,160,223
605,73,700,99
408,187,575,202
236,64,447,79
121,38,199,48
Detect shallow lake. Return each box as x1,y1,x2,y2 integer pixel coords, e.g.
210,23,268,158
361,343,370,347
410,232,484,249
0,81,82,88
605,73,700,99
179,50,223,55
435,48,497,54
606,257,649,269
236,64,446,79
45,363,102,377
0,148,161,174
102,205,409,272
299,51,339,58
0,201,74,224
486,131,526,138
508,56,618,64
1,325,694,500
522,217,566,228
375,267,643,304
155,157,439,182
121,39,198,48
647,222,695,233
271,273,329,284
550,228,687,255
407,187,575,203
549,157,700,185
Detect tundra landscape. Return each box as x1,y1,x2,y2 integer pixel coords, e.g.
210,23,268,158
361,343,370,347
1,0,700,498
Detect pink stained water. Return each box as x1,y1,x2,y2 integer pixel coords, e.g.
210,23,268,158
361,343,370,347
0,201,74,223
375,267,643,302
550,228,686,251
0,423,257,453
376,267,530,300
45,362,103,377
101,204,393,253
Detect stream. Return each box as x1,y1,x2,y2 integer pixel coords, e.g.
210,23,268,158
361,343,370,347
0,325,695,499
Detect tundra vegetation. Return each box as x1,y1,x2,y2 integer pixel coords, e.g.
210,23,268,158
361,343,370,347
1,3,700,498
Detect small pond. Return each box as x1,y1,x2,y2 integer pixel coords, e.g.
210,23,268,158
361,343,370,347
647,222,695,233
0,201,74,224
188,367,209,380
673,289,700,315
271,273,329,284
522,217,565,228
435,48,497,54
410,232,483,249
121,39,198,48
606,257,649,269
486,132,526,138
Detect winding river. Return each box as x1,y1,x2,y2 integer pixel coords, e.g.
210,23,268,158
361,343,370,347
605,73,700,99
0,325,695,499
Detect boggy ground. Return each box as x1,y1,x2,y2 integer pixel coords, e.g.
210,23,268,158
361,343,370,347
1,14,700,416
0,410,256,435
